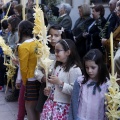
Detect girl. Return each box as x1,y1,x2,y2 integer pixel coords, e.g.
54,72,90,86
40,39,82,120
36,24,66,113
5,16,21,102
7,16,21,50
15,20,36,120
17,20,40,120
69,49,109,120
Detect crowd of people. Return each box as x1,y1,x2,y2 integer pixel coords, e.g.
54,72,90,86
0,0,120,120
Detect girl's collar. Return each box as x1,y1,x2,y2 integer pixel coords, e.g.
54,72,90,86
23,38,34,43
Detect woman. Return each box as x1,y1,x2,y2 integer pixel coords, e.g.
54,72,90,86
72,4,94,58
84,5,106,54
14,4,23,20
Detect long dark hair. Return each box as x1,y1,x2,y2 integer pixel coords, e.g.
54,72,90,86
55,39,82,72
7,16,21,33
48,24,66,39
48,24,66,53
82,49,109,85
18,20,34,43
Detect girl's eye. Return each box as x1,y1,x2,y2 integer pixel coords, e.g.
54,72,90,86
85,67,88,69
54,34,59,37
91,66,96,69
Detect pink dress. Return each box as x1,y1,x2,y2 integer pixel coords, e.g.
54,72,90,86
77,76,109,120
40,86,70,120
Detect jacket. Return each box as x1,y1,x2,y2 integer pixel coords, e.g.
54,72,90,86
18,39,37,85
48,65,82,104
57,14,72,30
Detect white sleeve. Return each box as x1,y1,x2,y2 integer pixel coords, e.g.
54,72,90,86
62,67,82,95
16,66,22,83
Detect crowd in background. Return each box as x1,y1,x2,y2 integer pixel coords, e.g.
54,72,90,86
0,0,120,120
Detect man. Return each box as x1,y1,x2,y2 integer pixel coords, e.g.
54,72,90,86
102,0,118,43
57,3,72,31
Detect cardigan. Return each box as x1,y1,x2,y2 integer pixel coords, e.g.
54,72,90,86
68,76,109,120
18,39,37,85
48,65,82,104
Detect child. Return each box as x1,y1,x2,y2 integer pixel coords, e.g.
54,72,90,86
40,39,82,120
17,20,40,120
7,16,21,50
5,16,21,102
68,49,109,120
15,20,35,120
0,19,9,43
36,24,66,113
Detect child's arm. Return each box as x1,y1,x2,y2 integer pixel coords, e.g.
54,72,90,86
16,66,22,89
68,80,81,120
62,67,82,95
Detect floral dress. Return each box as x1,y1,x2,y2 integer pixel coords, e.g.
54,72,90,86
40,86,70,120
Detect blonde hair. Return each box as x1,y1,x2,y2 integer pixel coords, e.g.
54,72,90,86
78,4,91,17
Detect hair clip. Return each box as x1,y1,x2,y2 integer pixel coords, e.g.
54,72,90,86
91,3,95,8
59,27,64,34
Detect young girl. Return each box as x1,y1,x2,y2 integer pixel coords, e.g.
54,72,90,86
68,49,109,120
36,24,66,113
15,20,36,120
40,39,82,120
17,20,40,120
7,16,21,50
5,16,21,101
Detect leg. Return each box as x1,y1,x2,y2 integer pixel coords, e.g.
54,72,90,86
17,83,26,120
25,101,39,120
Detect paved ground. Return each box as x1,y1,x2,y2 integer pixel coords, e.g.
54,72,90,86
0,91,18,120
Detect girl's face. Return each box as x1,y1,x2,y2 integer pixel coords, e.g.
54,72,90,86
49,28,62,47
8,23,12,32
14,9,19,15
85,60,99,81
92,8,100,19
55,43,70,63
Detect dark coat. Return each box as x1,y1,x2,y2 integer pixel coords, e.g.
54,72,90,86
72,17,94,58
105,12,118,39
57,14,72,30
86,17,106,53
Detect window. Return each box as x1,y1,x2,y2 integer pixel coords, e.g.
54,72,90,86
90,0,109,4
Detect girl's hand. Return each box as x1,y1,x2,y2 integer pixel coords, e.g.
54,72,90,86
48,75,62,85
44,87,51,96
12,58,19,65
